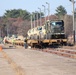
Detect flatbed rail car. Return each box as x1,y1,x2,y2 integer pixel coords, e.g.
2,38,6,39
6,38,25,46
27,20,67,47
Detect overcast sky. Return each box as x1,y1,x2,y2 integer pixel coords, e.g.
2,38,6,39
0,0,75,16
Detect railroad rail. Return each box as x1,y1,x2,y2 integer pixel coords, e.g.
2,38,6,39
4,43,76,59
32,47,76,59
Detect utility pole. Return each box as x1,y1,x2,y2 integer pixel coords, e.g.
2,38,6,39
31,14,32,29
42,5,46,23
33,12,35,28
42,4,47,39
35,11,38,27
46,2,50,21
38,8,42,26
69,0,75,45
46,2,50,39
7,24,9,37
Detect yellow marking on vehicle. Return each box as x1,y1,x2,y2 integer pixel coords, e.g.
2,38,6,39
50,40,57,43
62,39,67,42
27,40,38,44
43,39,50,43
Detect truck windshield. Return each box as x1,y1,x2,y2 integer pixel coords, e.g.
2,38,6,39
37,27,42,30
50,21,64,33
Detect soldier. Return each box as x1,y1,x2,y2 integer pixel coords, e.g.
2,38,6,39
24,38,28,49
12,38,15,46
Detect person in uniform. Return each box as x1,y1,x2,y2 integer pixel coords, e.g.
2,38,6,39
24,38,28,49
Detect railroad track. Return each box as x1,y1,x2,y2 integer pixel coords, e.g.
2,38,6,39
11,43,76,59
4,43,76,59
32,47,76,59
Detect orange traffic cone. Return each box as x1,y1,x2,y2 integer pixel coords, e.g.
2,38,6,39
0,46,2,51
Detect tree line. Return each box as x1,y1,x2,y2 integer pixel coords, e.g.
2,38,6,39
0,5,75,38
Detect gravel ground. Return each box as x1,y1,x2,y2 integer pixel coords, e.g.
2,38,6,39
0,45,76,75
0,51,16,75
